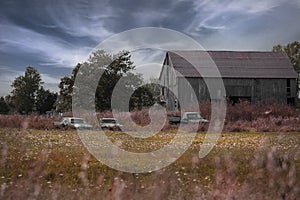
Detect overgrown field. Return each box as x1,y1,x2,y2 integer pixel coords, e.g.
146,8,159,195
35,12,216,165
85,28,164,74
0,128,299,199
1,101,300,132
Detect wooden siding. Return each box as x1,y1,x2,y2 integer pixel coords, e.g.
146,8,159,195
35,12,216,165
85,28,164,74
160,56,178,110
173,77,297,110
159,51,297,110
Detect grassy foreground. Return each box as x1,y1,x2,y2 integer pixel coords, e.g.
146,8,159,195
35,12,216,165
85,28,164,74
0,128,299,199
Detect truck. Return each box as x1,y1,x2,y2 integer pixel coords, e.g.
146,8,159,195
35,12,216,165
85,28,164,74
168,112,208,124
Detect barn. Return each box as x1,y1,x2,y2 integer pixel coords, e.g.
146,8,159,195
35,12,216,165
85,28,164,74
159,51,298,110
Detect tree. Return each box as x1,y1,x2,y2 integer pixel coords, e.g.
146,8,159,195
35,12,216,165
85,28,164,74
284,41,300,72
273,41,300,71
36,87,57,114
4,95,14,111
11,66,42,114
93,50,136,111
56,63,81,112
58,50,160,112
273,41,300,98
0,97,9,114
58,50,142,112
130,82,161,110
272,44,284,53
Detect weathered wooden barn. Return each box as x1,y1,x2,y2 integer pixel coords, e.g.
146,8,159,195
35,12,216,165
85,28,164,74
159,51,297,110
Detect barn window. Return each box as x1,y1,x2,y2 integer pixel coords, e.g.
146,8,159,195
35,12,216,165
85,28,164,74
286,79,295,104
287,79,291,97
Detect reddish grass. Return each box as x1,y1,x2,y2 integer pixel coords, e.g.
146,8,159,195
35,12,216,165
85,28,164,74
0,101,299,132
0,114,57,130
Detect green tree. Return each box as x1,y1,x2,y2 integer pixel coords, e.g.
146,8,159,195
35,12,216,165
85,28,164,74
272,44,284,53
130,82,161,110
56,63,81,112
4,95,15,112
0,97,9,114
11,66,42,114
284,41,300,72
58,50,141,112
273,41,300,98
58,50,159,112
273,41,300,71
36,87,57,114
93,50,136,111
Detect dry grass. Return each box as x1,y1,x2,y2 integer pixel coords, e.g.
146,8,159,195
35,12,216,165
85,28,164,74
1,101,300,133
0,128,299,199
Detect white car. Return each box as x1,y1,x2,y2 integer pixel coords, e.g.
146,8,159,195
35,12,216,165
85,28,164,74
100,118,123,130
54,117,93,129
169,112,208,124
181,112,209,124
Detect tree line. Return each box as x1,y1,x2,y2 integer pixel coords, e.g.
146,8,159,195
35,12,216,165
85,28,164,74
1,42,299,115
0,50,160,115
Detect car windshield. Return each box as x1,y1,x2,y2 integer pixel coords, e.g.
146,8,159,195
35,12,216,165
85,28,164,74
101,119,116,123
71,119,85,124
187,113,201,119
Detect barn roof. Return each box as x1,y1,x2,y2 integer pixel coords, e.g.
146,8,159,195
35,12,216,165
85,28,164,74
163,51,297,78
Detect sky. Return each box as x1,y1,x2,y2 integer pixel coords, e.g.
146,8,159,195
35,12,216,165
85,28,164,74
0,0,300,96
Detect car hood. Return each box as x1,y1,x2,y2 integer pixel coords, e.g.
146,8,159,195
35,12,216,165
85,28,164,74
187,118,209,123
101,123,122,127
74,123,93,128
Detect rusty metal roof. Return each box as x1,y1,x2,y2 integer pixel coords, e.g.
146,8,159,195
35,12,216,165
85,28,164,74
166,51,297,78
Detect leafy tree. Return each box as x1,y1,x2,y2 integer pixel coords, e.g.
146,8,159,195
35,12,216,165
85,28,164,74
11,66,56,114
147,78,162,102
272,44,284,53
58,50,151,112
56,63,81,112
284,41,300,72
4,95,14,111
273,41,300,98
57,50,160,112
36,87,57,114
11,66,42,114
130,85,155,110
273,41,300,71
93,50,136,111
0,97,9,114
130,82,161,110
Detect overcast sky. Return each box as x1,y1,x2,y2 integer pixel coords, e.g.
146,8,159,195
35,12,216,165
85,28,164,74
1,0,300,96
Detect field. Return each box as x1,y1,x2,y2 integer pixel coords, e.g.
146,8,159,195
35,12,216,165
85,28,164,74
0,128,299,199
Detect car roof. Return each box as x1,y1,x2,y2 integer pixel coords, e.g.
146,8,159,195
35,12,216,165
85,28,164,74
101,118,117,120
63,117,85,120
184,112,200,114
